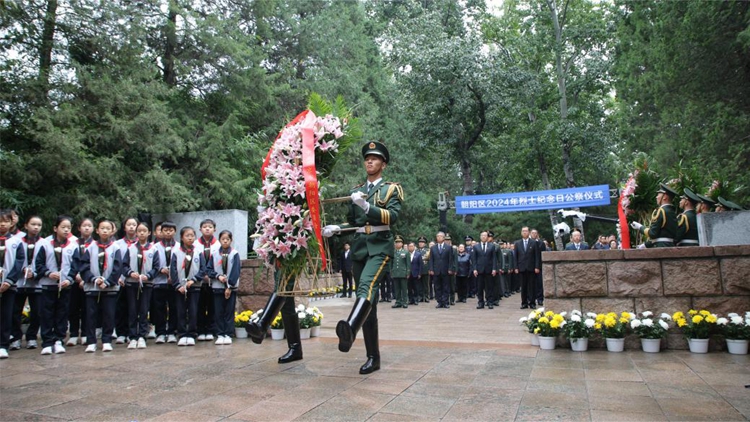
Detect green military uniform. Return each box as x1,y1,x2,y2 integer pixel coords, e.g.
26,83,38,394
639,183,678,248
717,196,744,212
500,244,511,296
676,188,700,247
418,236,430,302
391,236,409,308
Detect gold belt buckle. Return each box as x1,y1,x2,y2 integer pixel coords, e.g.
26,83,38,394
364,223,371,235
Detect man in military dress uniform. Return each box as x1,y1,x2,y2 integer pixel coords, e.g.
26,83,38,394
391,235,410,309
717,197,744,212
676,188,700,247
322,141,403,374
417,236,430,303
631,183,678,248
696,193,716,214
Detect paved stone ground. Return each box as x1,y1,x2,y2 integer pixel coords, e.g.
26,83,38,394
1,295,749,421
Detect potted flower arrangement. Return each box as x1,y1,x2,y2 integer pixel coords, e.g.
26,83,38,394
270,314,284,340
234,310,253,339
519,308,544,346
536,311,566,350
630,311,671,353
597,311,633,352
562,310,596,352
298,304,314,339
673,309,718,353
717,312,749,355
310,306,323,337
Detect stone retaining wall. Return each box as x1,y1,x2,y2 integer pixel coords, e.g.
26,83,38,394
542,245,750,350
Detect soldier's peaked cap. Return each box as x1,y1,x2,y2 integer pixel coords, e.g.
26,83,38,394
718,196,744,211
696,193,716,206
418,235,427,243
394,235,404,243
362,141,389,164
657,183,678,198
682,188,700,204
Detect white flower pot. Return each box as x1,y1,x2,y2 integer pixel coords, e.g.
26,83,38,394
310,326,320,337
270,328,285,340
300,328,311,340
688,338,709,354
606,338,625,352
538,336,556,350
569,337,589,352
726,339,748,355
235,327,248,339
641,338,661,353
530,333,540,346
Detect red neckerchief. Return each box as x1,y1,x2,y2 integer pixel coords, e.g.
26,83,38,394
22,235,38,262
137,242,151,273
220,247,231,274
97,240,112,273
0,235,6,264
199,237,215,261
123,237,136,247
53,237,70,270
181,246,194,277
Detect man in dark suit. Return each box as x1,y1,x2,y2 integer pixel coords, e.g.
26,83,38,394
514,226,541,309
564,230,590,250
340,242,354,297
471,231,497,309
407,242,422,305
428,232,454,309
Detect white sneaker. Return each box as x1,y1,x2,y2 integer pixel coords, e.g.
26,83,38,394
41,346,53,355
67,337,78,346
178,337,188,346
127,339,138,350
137,338,147,349
147,327,156,339
26,339,38,349
155,335,166,344
186,337,195,346
223,336,232,345
205,334,214,341
115,336,126,344
9,340,21,350
197,334,206,341
0,348,8,359
102,343,113,352
54,341,66,354
85,344,97,353
81,336,87,344
214,336,225,345
167,334,177,343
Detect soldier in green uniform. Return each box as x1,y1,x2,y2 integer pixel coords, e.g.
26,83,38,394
417,236,430,302
322,141,403,374
716,197,744,212
390,235,409,309
631,183,678,248
696,193,716,214
676,188,700,247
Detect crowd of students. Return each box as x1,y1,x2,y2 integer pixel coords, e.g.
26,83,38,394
0,209,241,359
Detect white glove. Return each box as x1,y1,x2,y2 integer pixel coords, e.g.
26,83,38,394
351,192,370,213
630,221,643,230
322,225,341,238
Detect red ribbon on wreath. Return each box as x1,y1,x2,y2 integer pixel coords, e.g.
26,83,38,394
260,110,327,270
618,194,631,249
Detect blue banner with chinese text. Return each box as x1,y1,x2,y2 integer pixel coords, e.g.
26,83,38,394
455,185,610,214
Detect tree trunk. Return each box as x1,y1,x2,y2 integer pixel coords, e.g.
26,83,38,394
38,0,58,100
530,110,564,251
461,155,474,224
163,0,178,87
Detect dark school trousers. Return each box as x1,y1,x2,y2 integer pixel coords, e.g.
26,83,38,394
175,286,200,339
12,288,40,341
212,289,236,338
85,292,117,345
40,287,71,348
125,283,153,340
197,283,215,335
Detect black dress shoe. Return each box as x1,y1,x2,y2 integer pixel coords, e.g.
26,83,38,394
529,304,536,309
436,304,442,309
488,304,494,309
445,305,450,309
391,304,401,308
477,304,485,309
521,305,529,309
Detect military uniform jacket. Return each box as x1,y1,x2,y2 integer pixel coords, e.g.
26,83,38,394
0,234,25,288
342,180,403,261
640,204,678,247
419,246,430,275
35,237,78,289
676,209,699,246
122,242,160,284
391,247,410,279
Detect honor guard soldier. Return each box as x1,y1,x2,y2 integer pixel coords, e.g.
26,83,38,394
391,235,410,309
676,188,700,247
696,193,716,214
631,183,678,248
417,235,430,302
322,141,403,374
716,197,744,212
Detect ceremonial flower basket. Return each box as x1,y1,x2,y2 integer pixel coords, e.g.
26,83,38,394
630,311,671,353
536,311,566,350
562,310,596,352
717,312,750,355
253,94,361,296
673,309,718,353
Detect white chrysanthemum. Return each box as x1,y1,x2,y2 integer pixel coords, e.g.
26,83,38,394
730,316,743,325
728,313,739,318
642,311,653,317
559,311,568,317
660,313,672,321
642,318,653,327
297,312,306,319
658,320,669,330
560,320,567,328
537,307,545,313
717,317,729,325
529,311,537,319
630,319,642,329
571,314,582,322
585,319,595,328
297,304,305,312
519,317,528,323
571,309,582,316
586,312,597,318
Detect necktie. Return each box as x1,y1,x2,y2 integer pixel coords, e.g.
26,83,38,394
482,243,486,253
368,183,374,194
524,239,528,251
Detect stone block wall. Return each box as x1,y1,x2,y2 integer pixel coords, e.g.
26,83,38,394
542,245,750,350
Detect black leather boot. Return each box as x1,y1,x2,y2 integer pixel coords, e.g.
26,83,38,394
246,293,286,345
359,310,380,374
336,298,371,353
278,301,302,364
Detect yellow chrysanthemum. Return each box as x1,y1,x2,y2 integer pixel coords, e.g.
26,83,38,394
544,311,554,317
621,311,631,319
607,312,617,319
550,320,560,329
688,309,698,315
699,310,710,317
705,315,717,323
552,314,565,323
594,323,602,330
604,316,617,328
538,317,550,324
692,315,704,324
534,327,540,334
673,311,684,320
596,314,605,323
677,318,687,327
619,317,629,324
